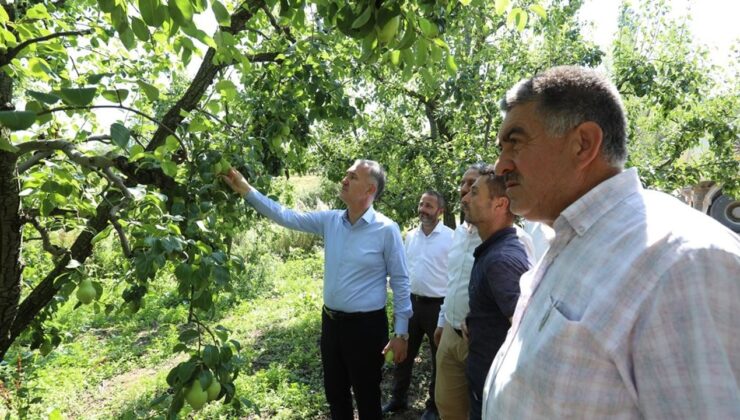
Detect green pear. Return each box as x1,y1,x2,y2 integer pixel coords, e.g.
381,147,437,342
384,349,394,364
185,380,208,410
378,16,400,44
206,379,221,401
76,279,97,304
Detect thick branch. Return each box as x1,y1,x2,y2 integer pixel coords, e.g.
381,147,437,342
0,30,93,67
146,0,267,152
18,150,54,173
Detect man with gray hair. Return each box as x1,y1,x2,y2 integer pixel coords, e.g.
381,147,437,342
483,65,740,418
224,159,411,420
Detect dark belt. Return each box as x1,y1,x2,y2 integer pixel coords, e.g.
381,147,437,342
322,305,385,321
411,293,444,304
453,328,463,337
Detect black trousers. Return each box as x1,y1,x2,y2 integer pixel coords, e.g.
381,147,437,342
390,294,443,409
321,306,388,420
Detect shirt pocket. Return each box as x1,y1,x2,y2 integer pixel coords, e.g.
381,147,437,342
527,295,633,417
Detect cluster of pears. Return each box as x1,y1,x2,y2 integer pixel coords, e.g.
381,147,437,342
76,278,97,304
185,376,222,411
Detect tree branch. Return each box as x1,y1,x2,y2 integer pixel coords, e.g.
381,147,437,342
261,4,296,43
21,216,66,257
0,30,93,67
15,139,133,200
36,105,181,145
18,150,53,174
109,205,131,258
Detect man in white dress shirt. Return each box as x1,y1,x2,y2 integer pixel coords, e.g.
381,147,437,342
384,190,454,420
483,65,740,418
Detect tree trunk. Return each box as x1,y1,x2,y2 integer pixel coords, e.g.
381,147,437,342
0,65,23,358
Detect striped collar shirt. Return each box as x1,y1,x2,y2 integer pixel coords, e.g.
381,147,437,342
483,168,740,419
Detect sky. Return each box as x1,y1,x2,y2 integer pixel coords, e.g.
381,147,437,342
578,0,739,67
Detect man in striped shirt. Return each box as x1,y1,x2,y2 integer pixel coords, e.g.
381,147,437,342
483,65,739,418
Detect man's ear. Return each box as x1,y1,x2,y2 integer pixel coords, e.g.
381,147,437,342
367,183,377,198
571,121,604,169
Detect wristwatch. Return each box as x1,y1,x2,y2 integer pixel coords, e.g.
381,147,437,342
395,333,409,341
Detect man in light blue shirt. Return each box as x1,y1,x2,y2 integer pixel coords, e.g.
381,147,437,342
224,159,412,420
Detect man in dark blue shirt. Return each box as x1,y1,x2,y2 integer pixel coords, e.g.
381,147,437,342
460,166,531,420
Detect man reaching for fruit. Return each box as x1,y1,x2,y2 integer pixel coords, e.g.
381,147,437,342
223,159,412,420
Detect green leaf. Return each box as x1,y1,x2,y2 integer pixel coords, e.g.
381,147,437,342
0,111,37,132
119,26,137,50
48,408,63,420
139,0,161,26
215,80,237,100
430,42,443,62
212,0,230,26
168,0,194,25
110,123,131,149
102,89,129,103
507,8,528,32
415,38,428,66
351,4,373,29
28,57,53,78
131,16,151,41
397,22,417,50
0,6,9,23
164,135,179,152
91,225,113,245
495,0,509,16
87,73,113,84
460,0,471,5
528,4,547,19
179,329,199,342
137,80,160,101
203,345,219,369
0,136,20,152
58,88,97,106
445,54,458,76
98,0,115,13
418,18,438,38
161,160,178,177
27,90,61,105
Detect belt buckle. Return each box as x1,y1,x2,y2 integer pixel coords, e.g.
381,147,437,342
323,305,336,320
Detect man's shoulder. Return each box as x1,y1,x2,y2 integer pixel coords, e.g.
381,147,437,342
627,189,739,255
371,210,401,230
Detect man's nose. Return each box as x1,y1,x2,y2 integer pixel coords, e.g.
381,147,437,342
494,157,514,176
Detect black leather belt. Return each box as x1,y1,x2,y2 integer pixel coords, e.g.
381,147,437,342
411,293,444,304
322,305,384,321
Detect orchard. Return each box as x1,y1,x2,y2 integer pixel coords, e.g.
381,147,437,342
0,0,737,417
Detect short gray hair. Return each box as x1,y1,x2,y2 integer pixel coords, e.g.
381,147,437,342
355,159,386,200
501,66,627,167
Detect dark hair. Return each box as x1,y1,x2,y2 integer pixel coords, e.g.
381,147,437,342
422,189,446,210
501,66,627,167
355,159,386,200
479,165,507,198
